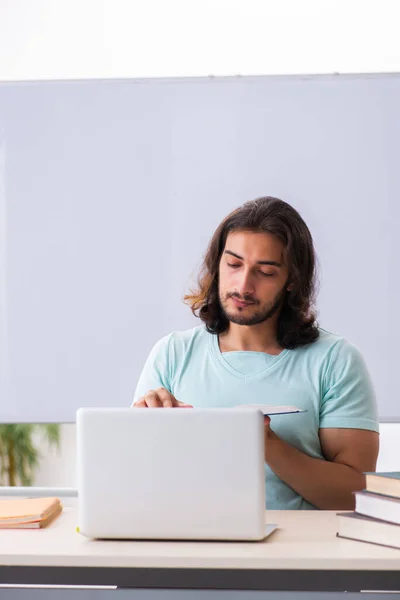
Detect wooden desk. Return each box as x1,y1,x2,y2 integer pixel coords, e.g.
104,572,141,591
1,508,400,592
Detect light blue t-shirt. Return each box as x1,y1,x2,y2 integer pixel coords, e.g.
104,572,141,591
133,325,379,510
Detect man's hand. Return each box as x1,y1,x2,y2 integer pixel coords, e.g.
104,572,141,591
263,414,379,510
263,415,276,443
132,387,193,408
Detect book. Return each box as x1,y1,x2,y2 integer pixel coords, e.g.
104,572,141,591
354,490,400,525
337,511,400,550
0,503,63,529
0,496,62,529
235,404,307,415
365,471,400,498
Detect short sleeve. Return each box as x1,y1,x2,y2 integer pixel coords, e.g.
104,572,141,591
132,335,172,404
319,339,379,433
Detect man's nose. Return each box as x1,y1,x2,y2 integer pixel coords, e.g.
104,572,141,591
236,270,255,296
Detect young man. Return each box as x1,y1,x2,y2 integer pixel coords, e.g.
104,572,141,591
132,196,379,510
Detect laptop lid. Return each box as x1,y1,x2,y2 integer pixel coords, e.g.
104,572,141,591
77,407,266,540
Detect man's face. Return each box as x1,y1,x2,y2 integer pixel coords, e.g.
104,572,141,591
218,230,290,327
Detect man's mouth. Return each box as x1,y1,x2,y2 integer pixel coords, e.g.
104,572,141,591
230,297,255,308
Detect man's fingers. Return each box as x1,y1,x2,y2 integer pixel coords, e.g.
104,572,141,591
132,397,146,407
155,388,174,408
155,387,192,408
176,400,193,408
143,390,163,407
132,388,193,408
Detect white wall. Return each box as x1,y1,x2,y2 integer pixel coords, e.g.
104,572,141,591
0,0,400,81
376,425,400,473
33,425,76,487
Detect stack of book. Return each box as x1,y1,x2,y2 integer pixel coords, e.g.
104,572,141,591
0,497,62,529
337,472,400,549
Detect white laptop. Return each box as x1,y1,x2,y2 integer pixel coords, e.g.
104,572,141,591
76,407,277,541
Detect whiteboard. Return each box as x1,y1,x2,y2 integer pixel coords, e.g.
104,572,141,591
0,74,399,423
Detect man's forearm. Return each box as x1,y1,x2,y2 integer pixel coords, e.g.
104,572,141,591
265,434,365,510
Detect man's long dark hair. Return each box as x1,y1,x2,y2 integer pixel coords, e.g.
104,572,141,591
184,196,319,349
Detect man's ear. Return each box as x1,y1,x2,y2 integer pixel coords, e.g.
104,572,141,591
287,282,294,292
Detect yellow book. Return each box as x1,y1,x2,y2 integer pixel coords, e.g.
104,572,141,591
0,497,62,528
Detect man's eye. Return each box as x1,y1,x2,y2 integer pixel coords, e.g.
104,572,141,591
260,272,274,277
227,263,240,268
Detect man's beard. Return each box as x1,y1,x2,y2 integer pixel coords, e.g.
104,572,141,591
219,286,287,327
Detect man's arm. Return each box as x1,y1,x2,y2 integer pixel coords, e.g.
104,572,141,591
265,423,379,510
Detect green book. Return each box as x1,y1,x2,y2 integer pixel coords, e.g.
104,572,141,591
365,472,400,498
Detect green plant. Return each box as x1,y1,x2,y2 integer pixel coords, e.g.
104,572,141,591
0,424,61,486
